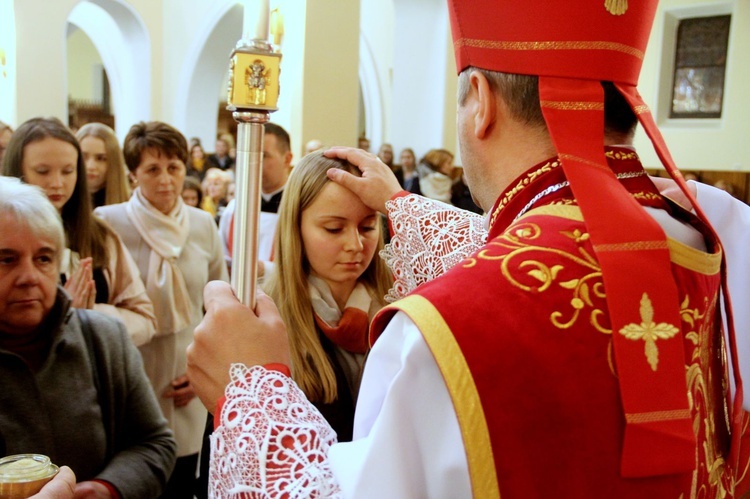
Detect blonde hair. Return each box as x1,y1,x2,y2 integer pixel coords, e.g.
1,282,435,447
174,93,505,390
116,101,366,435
264,151,392,404
76,123,131,205
202,167,232,199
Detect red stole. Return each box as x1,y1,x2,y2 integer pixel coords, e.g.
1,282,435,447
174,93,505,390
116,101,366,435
371,151,741,497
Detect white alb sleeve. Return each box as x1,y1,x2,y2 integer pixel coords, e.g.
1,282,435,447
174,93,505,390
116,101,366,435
693,181,750,410
329,312,471,498
209,312,470,498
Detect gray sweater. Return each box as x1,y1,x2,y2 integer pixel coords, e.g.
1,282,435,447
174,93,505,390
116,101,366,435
0,289,176,498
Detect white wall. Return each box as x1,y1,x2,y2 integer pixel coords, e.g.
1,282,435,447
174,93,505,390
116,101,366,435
634,0,749,171
0,0,17,126
67,27,102,101
391,0,452,161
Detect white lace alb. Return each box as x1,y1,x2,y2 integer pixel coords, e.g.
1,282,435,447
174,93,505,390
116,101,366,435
210,365,342,498
380,194,487,301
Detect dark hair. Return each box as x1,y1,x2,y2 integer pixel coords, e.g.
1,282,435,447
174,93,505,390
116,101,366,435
123,121,188,172
265,122,291,153
182,176,204,206
1,117,110,266
458,69,638,138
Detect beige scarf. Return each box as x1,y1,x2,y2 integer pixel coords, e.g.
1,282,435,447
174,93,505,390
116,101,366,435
126,188,192,334
420,171,453,203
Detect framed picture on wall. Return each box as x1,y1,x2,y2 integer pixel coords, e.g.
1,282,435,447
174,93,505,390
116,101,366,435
670,14,731,119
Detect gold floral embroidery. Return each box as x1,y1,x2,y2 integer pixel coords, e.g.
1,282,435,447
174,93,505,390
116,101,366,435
682,294,731,497
618,293,680,371
604,150,640,161
474,205,731,493
631,191,661,201
491,152,641,227
466,221,611,334
490,160,560,227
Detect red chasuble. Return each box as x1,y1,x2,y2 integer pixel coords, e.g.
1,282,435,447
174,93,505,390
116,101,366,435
372,149,745,497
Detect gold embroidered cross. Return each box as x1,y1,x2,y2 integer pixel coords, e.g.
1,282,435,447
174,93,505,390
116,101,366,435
618,293,680,371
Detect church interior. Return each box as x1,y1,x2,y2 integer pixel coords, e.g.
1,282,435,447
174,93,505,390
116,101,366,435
1,0,749,202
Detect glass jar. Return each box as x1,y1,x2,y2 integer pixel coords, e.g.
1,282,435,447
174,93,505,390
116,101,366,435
0,454,59,499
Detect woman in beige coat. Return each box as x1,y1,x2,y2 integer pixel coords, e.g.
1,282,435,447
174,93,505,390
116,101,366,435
95,121,228,498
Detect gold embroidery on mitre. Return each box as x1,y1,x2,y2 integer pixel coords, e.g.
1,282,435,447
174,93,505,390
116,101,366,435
541,101,605,111
454,39,644,60
605,0,628,16
618,293,680,371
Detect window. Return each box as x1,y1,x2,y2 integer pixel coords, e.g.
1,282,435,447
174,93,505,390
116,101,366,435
670,15,730,119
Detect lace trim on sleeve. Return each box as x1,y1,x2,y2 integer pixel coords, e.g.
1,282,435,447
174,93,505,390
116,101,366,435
381,195,487,302
210,364,342,498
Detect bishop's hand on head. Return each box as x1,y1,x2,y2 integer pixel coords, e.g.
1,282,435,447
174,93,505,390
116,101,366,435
324,146,403,215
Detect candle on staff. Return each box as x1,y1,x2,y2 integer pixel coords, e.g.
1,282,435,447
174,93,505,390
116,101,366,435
242,0,270,42
271,8,284,46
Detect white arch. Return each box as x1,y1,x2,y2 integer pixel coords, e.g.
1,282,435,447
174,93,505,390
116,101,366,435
358,33,385,148
173,2,242,147
67,0,150,142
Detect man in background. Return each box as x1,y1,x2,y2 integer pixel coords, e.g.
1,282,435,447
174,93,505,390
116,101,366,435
206,135,235,172
218,122,292,277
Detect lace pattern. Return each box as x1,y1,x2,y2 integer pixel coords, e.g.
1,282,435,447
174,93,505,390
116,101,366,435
210,364,341,498
381,195,487,302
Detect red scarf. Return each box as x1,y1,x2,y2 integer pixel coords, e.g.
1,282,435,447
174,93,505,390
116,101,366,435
309,277,373,354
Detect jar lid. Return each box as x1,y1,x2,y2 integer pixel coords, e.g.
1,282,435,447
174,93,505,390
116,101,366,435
0,454,58,483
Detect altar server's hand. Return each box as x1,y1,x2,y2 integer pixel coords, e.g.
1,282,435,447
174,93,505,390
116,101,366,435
187,281,290,412
325,146,403,214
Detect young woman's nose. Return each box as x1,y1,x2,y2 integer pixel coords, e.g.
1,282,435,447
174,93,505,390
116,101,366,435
343,227,364,252
49,171,65,188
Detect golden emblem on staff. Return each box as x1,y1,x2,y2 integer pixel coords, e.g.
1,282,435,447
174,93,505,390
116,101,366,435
228,50,281,112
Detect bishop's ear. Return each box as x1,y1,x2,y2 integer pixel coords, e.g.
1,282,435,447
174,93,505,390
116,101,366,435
470,70,497,140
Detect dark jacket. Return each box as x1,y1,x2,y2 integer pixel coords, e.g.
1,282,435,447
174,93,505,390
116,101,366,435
0,289,176,498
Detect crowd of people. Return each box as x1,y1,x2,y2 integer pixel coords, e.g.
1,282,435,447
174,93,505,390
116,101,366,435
3,0,750,498
0,116,419,498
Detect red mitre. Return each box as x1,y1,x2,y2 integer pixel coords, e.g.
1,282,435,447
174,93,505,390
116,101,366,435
448,0,655,85
447,0,742,480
